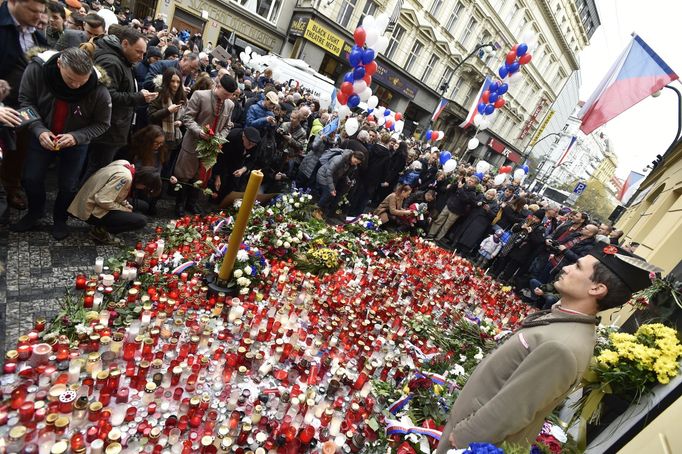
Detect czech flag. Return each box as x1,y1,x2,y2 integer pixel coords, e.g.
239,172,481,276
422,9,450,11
578,34,678,135
617,170,645,203
460,76,492,128
431,98,448,122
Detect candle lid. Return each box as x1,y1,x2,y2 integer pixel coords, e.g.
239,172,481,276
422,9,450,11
9,425,27,439
55,416,69,428
105,443,122,454
51,441,68,454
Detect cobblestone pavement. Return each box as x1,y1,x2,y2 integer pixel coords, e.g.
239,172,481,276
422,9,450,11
0,173,178,355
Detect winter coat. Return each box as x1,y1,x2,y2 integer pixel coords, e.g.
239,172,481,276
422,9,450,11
280,121,307,155
374,192,409,224
437,307,597,450
143,59,182,91
399,170,421,186
316,149,353,193
364,143,391,186
453,197,500,251
174,89,234,180
18,50,112,145
298,135,329,179
446,185,478,216
479,235,503,259
92,35,146,145
309,118,324,138
497,205,526,231
505,222,546,264
0,1,48,108
245,100,275,130
68,160,133,220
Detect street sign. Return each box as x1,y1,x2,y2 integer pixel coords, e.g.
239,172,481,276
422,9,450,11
573,181,587,195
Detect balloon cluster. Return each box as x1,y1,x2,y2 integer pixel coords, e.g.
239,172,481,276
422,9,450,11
473,41,534,131
238,46,265,68
490,163,530,186
425,129,445,142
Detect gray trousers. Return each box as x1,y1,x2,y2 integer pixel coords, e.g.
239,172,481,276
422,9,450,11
429,206,460,240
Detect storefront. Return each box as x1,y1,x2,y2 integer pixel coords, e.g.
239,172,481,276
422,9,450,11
461,132,523,167
283,12,430,117
155,0,285,55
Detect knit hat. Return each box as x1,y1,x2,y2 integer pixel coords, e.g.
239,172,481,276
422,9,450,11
532,209,546,220
146,46,162,59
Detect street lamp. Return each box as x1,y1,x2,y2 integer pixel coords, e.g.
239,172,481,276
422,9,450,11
421,41,495,140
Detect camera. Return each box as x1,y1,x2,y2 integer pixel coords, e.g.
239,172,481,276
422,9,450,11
546,239,562,254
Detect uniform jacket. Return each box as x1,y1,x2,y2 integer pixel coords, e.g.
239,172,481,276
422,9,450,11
174,89,233,180
0,1,48,108
436,306,597,451
19,50,112,145
68,160,133,219
92,35,145,145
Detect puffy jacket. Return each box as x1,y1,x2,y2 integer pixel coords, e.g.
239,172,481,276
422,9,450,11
298,135,329,178
92,35,145,145
245,100,274,130
309,118,324,137
316,149,353,193
18,50,111,145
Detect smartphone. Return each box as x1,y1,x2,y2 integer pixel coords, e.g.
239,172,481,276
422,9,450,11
16,106,40,126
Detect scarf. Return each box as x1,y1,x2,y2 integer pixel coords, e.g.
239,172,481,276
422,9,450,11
161,97,182,142
43,53,98,103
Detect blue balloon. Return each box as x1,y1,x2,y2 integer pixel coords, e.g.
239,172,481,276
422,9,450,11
349,50,363,67
522,164,529,174
489,82,500,94
497,83,509,95
489,93,499,103
353,65,366,80
508,61,520,74
484,104,495,115
362,48,375,65
439,151,452,165
477,102,486,114
384,109,391,116
352,45,362,52
425,130,433,141
347,94,360,108
367,108,373,114
516,43,528,57
344,72,354,83
475,172,485,180
498,66,509,79
389,123,395,131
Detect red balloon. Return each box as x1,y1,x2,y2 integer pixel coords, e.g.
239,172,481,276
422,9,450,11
337,91,348,105
385,119,393,129
365,61,378,76
494,98,506,108
363,75,372,86
519,54,532,65
340,82,353,95
367,115,375,122
354,27,366,47
505,51,517,65
511,44,519,52
395,112,403,121
481,90,490,104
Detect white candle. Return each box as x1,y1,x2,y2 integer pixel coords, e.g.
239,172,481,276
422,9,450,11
135,250,145,265
93,292,103,311
156,239,165,258
95,257,104,274
102,274,114,286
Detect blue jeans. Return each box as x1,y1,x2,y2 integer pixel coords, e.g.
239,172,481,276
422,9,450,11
22,136,88,223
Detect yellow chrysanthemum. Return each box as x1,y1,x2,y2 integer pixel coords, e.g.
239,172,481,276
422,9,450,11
597,349,620,366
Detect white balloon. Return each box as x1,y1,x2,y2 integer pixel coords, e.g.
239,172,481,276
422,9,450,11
479,117,491,130
467,138,480,150
96,9,117,32
362,15,375,29
358,102,368,111
245,46,252,55
372,36,390,54
345,117,359,136
514,169,526,180
394,120,405,133
475,160,491,174
375,14,390,34
352,80,367,94
494,174,507,186
365,28,379,47
376,106,386,116
359,87,372,102
507,72,523,86
367,95,379,109
435,131,445,141
443,159,458,174
242,54,250,64
376,115,386,126
337,105,351,119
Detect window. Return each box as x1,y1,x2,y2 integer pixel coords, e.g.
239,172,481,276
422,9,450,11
515,15,527,39
357,1,377,28
429,0,444,16
423,54,440,81
386,24,406,59
236,0,282,23
465,85,477,106
504,2,520,25
460,17,478,45
451,78,464,99
405,41,423,72
445,2,463,33
440,66,454,92
337,0,357,27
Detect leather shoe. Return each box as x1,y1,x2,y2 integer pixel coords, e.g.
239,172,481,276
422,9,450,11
7,190,27,210
52,222,70,240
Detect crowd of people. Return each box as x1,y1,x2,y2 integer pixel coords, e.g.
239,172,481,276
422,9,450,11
0,0,637,304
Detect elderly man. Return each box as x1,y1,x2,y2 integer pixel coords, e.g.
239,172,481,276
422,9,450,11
436,245,656,451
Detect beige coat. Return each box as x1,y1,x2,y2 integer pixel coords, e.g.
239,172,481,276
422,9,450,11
68,160,133,220
174,89,234,181
436,305,597,452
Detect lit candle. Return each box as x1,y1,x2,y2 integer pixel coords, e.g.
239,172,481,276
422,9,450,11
218,170,263,282
134,250,145,265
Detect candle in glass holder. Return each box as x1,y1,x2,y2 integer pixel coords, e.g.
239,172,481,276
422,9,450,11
95,257,104,274
134,250,145,265
101,274,115,287
29,343,51,367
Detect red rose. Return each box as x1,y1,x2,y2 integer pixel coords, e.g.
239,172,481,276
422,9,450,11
396,442,417,454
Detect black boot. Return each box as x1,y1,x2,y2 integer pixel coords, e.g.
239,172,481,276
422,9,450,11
175,186,187,217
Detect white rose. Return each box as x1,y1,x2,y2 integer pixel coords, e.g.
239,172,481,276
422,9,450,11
237,277,249,287
294,203,300,208
276,240,283,247
233,269,243,278
244,266,253,275
237,250,249,262
297,232,303,239
240,287,250,295
283,241,290,248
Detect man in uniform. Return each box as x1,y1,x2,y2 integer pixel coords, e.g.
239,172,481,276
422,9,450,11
436,245,657,452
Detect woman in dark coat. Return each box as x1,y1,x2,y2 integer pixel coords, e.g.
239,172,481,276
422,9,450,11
450,188,499,256
495,196,526,231
354,132,392,212
491,209,546,282
375,140,408,203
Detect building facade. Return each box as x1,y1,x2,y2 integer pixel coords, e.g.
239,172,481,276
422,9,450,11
284,0,595,166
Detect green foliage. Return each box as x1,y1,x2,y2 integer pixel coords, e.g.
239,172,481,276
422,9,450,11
574,178,617,221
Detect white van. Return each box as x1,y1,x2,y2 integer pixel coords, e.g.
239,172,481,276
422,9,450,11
248,55,336,110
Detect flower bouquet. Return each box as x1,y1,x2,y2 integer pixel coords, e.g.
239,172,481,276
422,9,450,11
294,239,342,275
196,123,226,170
221,243,270,295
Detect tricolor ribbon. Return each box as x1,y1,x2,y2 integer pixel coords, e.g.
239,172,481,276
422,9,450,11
213,216,233,233
403,340,439,361
387,395,413,415
385,419,442,441
415,371,448,386
171,261,196,275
